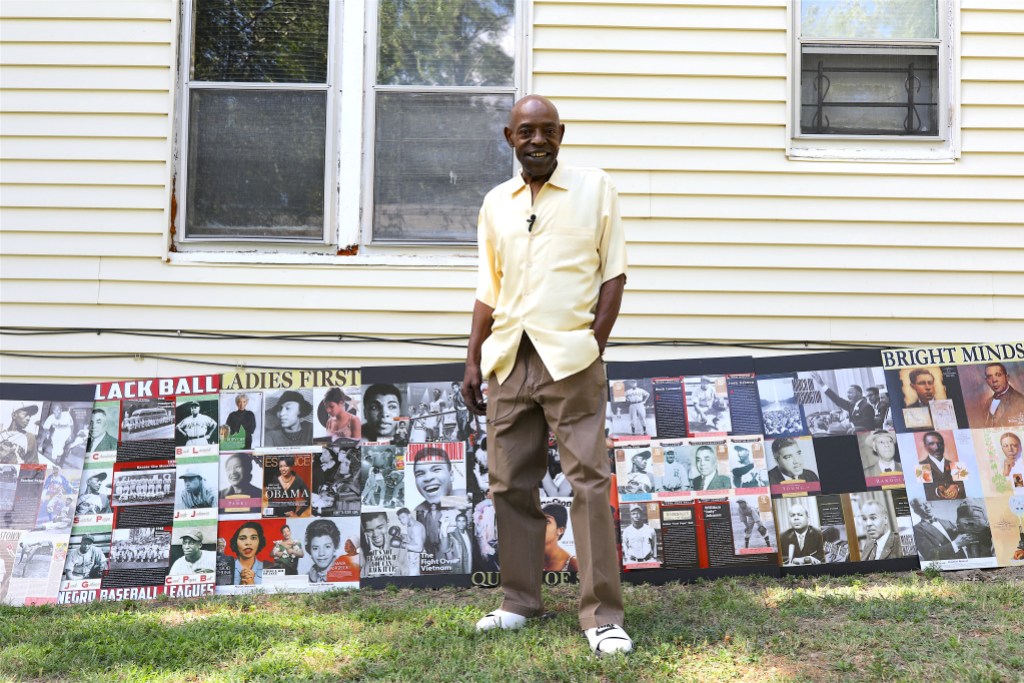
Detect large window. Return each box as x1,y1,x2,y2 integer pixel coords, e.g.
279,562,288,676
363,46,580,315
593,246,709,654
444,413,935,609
790,0,958,161
176,0,520,250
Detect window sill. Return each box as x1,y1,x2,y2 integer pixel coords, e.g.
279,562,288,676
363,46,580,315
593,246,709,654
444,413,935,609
787,144,958,163
166,249,478,268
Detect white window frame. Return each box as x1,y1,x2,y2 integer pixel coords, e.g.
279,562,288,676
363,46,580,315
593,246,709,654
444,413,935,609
170,0,529,264
786,0,961,163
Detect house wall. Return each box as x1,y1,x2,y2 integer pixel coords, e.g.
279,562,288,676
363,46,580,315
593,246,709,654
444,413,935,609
1,0,1021,383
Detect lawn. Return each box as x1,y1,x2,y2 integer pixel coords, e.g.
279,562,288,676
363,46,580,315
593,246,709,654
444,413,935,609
1,568,1021,682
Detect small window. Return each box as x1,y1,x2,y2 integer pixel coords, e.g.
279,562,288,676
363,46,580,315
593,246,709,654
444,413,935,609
790,0,958,161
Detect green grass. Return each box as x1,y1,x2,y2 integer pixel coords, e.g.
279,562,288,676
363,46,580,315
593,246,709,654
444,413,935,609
1,570,1022,682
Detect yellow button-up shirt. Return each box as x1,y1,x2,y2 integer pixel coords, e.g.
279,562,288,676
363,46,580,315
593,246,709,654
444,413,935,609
476,164,627,384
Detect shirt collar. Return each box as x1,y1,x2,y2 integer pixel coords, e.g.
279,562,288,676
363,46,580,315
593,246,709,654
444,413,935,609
510,163,570,196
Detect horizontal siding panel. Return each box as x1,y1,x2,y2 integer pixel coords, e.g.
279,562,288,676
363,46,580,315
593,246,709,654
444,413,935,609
534,74,785,101
1,280,100,305
1,113,168,138
534,49,784,77
627,219,1024,249
0,207,165,232
0,232,164,257
641,195,1024,225
960,9,1024,34
1,184,168,209
534,3,785,30
568,121,784,149
557,97,784,125
534,27,785,54
0,2,173,20
0,160,168,186
961,104,1024,128
961,34,1024,58
0,18,173,43
626,243,1021,273
0,89,171,113
962,0,1024,10
1,136,170,161
0,255,102,280
537,0,787,6
0,65,172,90
0,41,172,66
961,57,1024,82
960,129,1024,152
994,296,1024,318
561,146,1024,176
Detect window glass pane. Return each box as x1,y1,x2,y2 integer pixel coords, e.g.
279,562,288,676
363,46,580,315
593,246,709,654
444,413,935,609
800,47,939,135
186,90,326,239
192,0,329,83
377,0,515,86
373,92,513,242
801,0,937,40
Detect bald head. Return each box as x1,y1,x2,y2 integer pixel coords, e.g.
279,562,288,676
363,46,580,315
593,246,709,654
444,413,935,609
505,95,564,183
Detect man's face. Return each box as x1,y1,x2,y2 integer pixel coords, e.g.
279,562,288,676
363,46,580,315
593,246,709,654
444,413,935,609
504,97,563,180
789,507,808,532
924,434,945,459
80,540,94,552
277,401,300,429
181,536,202,562
184,476,203,494
217,538,226,553
226,457,246,486
1001,435,1022,460
866,389,879,406
12,409,31,430
776,445,804,478
912,373,936,402
861,503,888,540
874,435,896,462
414,461,452,504
90,412,106,438
364,516,387,548
87,476,102,493
397,511,410,526
456,516,467,532
736,448,750,464
190,405,200,416
632,455,647,472
310,535,336,571
985,366,1009,394
847,386,861,402
630,507,642,526
433,389,441,400
914,499,934,520
665,452,675,464
695,448,715,476
368,392,401,437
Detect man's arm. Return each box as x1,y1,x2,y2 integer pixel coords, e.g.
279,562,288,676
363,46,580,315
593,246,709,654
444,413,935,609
462,300,495,416
592,274,625,355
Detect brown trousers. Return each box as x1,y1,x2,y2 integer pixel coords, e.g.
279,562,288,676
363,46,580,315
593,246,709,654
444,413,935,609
486,336,624,630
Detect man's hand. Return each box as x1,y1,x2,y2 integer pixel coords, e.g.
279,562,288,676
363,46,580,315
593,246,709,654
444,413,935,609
462,365,486,417
463,300,495,416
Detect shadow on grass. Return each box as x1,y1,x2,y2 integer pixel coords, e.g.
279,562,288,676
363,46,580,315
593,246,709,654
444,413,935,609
1,574,1021,682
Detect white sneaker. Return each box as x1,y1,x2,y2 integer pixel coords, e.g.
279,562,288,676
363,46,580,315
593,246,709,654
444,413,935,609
585,624,633,655
475,609,529,632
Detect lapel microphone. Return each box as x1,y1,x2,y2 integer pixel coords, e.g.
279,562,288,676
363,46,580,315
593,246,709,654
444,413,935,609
527,214,536,232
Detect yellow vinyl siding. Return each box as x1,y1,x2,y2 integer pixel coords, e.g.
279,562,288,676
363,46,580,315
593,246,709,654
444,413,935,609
1,0,1022,384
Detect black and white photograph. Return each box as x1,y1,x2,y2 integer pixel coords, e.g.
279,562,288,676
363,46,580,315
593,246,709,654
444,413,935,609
405,442,469,516
765,436,822,495
615,445,656,500
608,378,656,438
219,391,262,451
174,395,219,450
757,374,807,438
121,398,175,442
360,444,402,508
0,464,18,513
168,523,218,576
687,439,731,493
11,530,58,580
858,430,904,487
362,382,406,443
359,509,403,578
218,452,264,515
313,386,364,445
798,368,888,436
405,382,464,443
112,468,176,507
619,502,662,570
684,375,731,435
774,497,827,567
849,490,914,562
908,496,996,568
74,466,113,516
730,494,775,555
108,527,171,572
311,445,363,516
86,401,120,454
174,460,219,511
34,465,78,531
63,531,111,582
35,400,92,470
288,516,360,585
540,432,572,498
728,438,769,490
262,389,315,449
0,401,43,465
652,441,691,495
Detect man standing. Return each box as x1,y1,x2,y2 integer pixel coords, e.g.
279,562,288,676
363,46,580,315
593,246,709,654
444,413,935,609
621,505,657,565
461,95,631,653
811,372,876,432
396,507,425,576
659,449,689,493
440,512,473,575
981,363,1024,428
859,500,902,561
624,380,650,435
176,402,217,447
